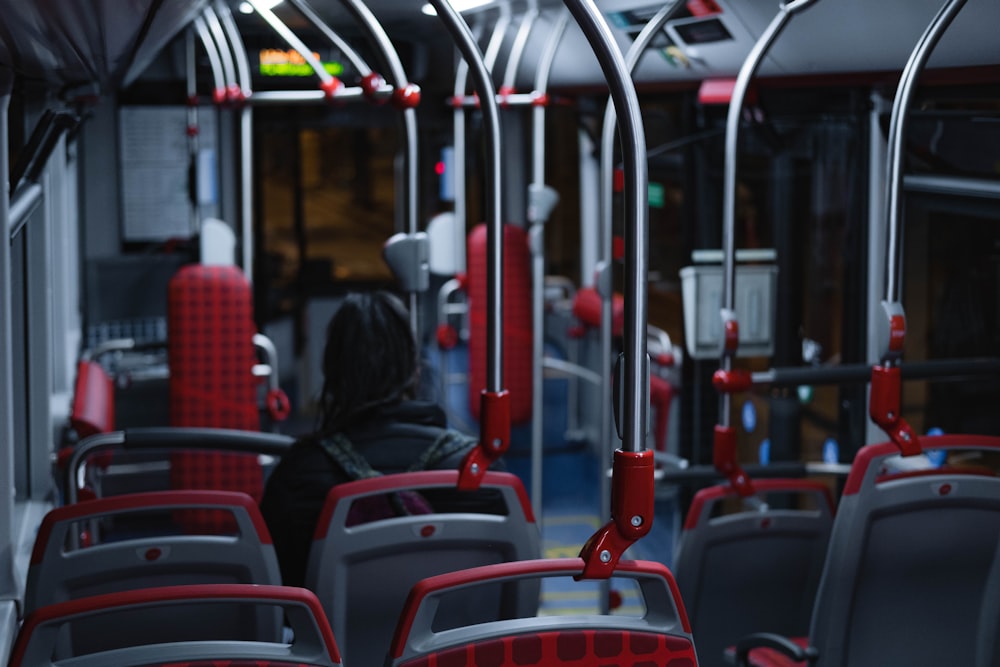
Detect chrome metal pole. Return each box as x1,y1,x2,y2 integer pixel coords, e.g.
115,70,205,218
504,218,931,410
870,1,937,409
562,0,647,454
317,0,423,333
202,6,238,94
0,70,13,599
502,2,539,92
884,0,968,309
246,0,339,88
429,0,504,393
286,0,374,77
597,1,678,466
215,0,256,278
528,8,569,525
719,0,817,426
483,4,512,74
193,15,226,99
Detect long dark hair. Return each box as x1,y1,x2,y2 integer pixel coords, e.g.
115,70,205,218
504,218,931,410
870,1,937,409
317,290,418,433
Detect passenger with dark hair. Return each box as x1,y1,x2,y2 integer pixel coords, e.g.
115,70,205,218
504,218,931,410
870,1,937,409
260,290,501,587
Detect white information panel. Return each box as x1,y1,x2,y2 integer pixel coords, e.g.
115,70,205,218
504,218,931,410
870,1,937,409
119,106,216,241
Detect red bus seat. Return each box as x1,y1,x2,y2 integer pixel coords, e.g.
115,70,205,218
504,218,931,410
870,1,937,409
167,264,266,530
305,470,541,666
69,360,116,439
975,535,1000,667
8,584,341,667
24,490,283,656
673,479,834,667
737,434,1000,666
388,558,698,667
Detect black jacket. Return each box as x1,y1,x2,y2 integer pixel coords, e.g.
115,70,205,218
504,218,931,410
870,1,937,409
259,400,503,587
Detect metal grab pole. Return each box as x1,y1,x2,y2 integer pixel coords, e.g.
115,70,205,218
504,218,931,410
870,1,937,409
0,70,16,600
711,0,818,496
216,0,253,98
334,0,424,334
585,0,678,602
565,0,647,456
596,3,681,542
483,4,512,74
431,1,503,395
185,29,201,232
201,6,238,100
884,0,968,312
245,0,341,93
869,0,968,454
528,8,569,526
501,1,539,93
193,15,226,102
563,0,651,580
286,0,374,78
531,11,568,186
599,2,679,284
430,0,508,490
213,0,256,278
719,0,818,427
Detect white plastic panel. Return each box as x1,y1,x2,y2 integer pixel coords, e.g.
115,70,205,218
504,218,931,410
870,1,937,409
680,263,778,359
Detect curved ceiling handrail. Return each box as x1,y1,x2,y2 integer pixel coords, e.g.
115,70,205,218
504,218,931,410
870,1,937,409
530,9,569,185
501,2,539,93
192,15,226,103
213,0,256,277
884,0,968,311
245,0,342,97
338,0,424,333
483,3,513,75
449,13,489,276
589,0,680,589
600,3,681,280
527,7,569,524
562,0,650,579
428,0,508,491
214,0,253,98
712,0,818,497
870,0,969,455
286,0,374,79
201,5,240,102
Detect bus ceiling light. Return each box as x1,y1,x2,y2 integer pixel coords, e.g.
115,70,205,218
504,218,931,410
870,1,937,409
240,0,283,13
422,0,496,16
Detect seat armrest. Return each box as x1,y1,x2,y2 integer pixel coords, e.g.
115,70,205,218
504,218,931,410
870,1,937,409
731,633,818,667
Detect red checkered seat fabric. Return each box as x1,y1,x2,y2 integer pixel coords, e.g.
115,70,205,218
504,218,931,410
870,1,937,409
397,629,697,667
467,223,532,424
167,264,263,531
157,662,322,666
389,558,698,667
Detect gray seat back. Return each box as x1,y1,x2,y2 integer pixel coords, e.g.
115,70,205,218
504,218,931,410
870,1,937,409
304,470,541,667
809,434,1000,666
388,558,698,667
976,535,1000,667
9,584,341,667
674,478,834,667
25,490,283,655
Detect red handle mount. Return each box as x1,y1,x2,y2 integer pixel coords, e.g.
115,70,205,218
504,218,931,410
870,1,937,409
578,449,654,579
458,390,510,490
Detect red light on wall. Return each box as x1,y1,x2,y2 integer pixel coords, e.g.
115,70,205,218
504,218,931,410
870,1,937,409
435,160,446,176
